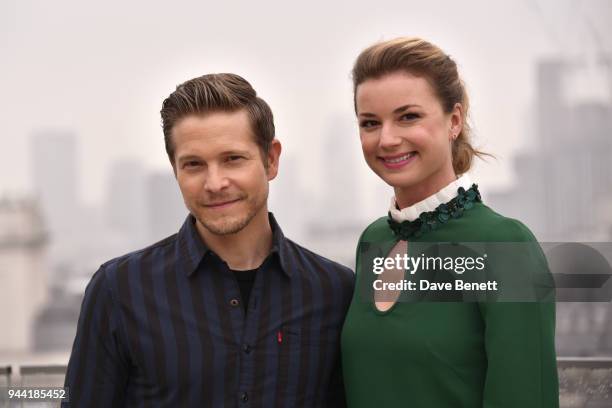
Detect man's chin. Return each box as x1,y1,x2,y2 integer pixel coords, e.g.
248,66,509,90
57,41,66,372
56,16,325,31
192,195,267,236
198,215,250,236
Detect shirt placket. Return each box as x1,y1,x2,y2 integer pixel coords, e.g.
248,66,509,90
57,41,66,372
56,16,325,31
231,257,271,407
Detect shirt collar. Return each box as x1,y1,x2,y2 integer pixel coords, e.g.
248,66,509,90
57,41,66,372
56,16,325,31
388,174,474,222
178,212,293,278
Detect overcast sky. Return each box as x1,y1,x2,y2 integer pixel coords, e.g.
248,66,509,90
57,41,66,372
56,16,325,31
1,0,610,205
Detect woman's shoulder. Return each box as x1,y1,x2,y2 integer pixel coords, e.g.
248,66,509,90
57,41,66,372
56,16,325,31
468,202,538,242
356,203,540,243
358,216,392,243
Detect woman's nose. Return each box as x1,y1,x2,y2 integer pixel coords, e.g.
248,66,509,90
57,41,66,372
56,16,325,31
378,123,402,149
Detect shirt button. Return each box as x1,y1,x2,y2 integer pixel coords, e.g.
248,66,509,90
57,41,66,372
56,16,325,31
240,391,248,402
230,298,240,307
242,344,251,354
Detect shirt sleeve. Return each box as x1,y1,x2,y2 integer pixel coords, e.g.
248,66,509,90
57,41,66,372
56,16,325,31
478,219,559,408
63,266,129,407
324,355,347,408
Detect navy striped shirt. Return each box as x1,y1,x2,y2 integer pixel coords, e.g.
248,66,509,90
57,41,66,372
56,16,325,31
64,213,354,407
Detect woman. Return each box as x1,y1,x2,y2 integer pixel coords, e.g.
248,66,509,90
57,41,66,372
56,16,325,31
340,37,559,407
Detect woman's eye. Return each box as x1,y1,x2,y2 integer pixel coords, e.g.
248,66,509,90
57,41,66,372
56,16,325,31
400,113,420,121
359,120,379,129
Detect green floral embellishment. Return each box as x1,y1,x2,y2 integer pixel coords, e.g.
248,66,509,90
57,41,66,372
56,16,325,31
387,184,482,240
451,207,464,218
436,203,449,213
437,212,450,223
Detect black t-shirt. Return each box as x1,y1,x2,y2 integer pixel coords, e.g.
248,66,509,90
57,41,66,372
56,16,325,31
231,268,258,313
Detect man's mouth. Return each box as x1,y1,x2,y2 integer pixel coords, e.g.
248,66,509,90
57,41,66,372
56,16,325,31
203,198,242,209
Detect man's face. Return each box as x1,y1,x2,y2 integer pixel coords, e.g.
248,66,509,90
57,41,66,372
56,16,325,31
172,110,280,235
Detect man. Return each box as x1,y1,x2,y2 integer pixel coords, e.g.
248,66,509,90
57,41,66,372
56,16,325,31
63,73,354,407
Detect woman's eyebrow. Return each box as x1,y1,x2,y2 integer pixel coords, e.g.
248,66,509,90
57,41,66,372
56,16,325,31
358,104,422,117
393,104,421,114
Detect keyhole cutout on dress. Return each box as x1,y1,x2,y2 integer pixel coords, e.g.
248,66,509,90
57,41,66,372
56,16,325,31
374,240,408,312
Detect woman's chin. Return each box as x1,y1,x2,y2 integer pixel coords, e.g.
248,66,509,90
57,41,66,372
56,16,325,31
378,171,422,189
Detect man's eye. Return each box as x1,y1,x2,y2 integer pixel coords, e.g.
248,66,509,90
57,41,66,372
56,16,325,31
226,155,244,162
183,161,201,168
359,120,379,129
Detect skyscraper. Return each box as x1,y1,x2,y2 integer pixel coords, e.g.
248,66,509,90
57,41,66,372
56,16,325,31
146,171,186,242
30,131,80,260
106,158,148,247
488,57,612,356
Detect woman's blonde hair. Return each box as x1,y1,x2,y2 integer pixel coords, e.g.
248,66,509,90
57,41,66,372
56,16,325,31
352,37,489,174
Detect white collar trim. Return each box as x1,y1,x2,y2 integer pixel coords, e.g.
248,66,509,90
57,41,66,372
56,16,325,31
389,174,474,222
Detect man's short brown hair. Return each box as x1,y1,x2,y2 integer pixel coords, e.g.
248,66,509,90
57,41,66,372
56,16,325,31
160,73,275,165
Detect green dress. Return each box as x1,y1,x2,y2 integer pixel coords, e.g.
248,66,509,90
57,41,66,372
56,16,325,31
341,189,559,407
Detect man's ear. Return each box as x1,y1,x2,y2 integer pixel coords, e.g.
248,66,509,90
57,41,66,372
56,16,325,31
266,139,282,181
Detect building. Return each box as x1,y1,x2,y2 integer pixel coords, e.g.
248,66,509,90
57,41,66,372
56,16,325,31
0,197,48,352
29,131,80,261
488,57,612,356
146,171,187,242
106,158,148,248
489,58,612,241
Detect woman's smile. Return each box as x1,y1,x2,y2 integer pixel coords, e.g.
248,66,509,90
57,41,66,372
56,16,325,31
378,151,418,169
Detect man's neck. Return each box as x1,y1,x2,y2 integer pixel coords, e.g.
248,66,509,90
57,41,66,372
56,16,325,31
196,207,273,271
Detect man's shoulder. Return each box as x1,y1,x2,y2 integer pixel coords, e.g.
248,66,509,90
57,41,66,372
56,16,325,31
100,233,179,273
283,238,354,282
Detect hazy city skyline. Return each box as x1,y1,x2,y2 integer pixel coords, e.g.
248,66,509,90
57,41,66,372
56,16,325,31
1,0,611,212
1,5,612,404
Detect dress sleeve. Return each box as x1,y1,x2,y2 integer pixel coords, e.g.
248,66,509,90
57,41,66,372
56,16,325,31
478,219,559,408
63,266,129,407
478,302,558,407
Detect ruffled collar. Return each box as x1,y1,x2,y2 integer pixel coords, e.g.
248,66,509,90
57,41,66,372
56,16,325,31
387,176,482,239
389,174,474,222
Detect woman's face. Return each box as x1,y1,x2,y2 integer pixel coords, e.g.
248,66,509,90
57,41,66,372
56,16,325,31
356,71,461,193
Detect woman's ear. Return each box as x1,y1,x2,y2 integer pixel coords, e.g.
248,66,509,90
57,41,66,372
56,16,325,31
449,102,463,140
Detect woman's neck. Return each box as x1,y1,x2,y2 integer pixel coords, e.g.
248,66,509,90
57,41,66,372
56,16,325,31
394,167,457,209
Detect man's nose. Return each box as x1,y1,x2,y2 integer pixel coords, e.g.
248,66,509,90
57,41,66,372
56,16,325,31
203,166,229,192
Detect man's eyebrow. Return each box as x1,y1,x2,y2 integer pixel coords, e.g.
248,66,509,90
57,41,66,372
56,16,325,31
177,154,202,162
357,112,378,118
220,149,251,156
177,150,252,162
358,104,421,117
